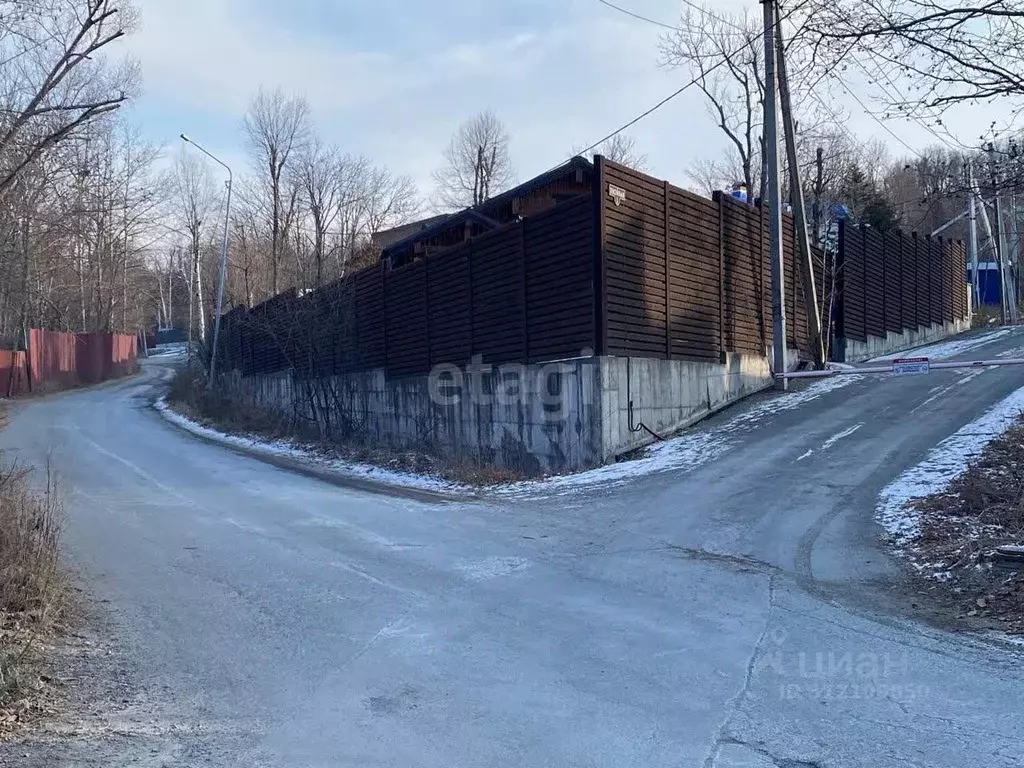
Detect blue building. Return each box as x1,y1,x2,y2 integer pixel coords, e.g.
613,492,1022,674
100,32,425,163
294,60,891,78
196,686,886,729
968,262,1013,306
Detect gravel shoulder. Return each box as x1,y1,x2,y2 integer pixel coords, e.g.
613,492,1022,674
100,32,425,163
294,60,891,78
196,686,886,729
885,411,1024,637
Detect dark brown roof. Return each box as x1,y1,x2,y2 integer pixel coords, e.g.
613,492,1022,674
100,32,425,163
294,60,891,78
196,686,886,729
371,214,451,250
380,156,594,261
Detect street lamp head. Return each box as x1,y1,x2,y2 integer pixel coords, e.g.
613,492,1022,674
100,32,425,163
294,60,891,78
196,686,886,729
180,133,191,143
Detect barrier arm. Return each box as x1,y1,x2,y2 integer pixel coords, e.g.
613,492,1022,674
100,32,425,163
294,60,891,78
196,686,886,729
777,356,1024,380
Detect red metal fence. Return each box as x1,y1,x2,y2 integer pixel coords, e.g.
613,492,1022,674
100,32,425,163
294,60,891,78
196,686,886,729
4,329,140,396
0,350,28,397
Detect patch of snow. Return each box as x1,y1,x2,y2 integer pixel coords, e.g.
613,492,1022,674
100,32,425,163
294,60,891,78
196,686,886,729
996,345,1024,359
147,342,189,360
821,422,864,450
496,375,862,498
877,384,1024,548
989,632,1024,647
154,398,466,496
797,449,814,462
454,556,531,581
869,328,1013,363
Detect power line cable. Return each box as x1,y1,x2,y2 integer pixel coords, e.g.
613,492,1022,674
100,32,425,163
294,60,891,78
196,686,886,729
824,71,923,158
853,58,968,153
594,0,680,31
596,0,747,34
574,0,813,159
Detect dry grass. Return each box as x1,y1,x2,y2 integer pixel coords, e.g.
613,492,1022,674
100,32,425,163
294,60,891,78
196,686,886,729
0,458,66,717
168,365,291,438
910,416,1024,633
166,366,526,487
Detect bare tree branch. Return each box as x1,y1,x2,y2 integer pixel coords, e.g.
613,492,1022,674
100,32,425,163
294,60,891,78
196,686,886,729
431,110,514,210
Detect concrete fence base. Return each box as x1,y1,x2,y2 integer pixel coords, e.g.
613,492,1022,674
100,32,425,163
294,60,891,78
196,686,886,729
835,318,972,364
215,348,805,476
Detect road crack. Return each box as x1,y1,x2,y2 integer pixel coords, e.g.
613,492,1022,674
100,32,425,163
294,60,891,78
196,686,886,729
702,572,778,768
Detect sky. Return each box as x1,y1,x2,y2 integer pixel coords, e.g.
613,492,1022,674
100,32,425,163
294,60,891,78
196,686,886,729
122,0,1004,199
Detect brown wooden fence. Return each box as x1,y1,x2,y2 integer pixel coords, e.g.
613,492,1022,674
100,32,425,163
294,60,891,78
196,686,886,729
597,158,818,362
836,220,968,344
220,194,597,377
217,157,966,380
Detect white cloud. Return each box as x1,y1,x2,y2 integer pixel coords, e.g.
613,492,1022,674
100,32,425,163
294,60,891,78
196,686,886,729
125,0,1012,203
125,0,715,192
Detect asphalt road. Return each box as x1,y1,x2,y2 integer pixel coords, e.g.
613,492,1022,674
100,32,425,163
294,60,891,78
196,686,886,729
3,330,1024,767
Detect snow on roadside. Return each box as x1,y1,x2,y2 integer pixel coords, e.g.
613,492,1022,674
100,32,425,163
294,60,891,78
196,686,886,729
153,398,467,496
146,342,189,360
495,374,862,498
877,384,1024,549
869,327,1014,363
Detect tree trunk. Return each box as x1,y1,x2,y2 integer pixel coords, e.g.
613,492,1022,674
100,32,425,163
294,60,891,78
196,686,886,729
194,239,206,341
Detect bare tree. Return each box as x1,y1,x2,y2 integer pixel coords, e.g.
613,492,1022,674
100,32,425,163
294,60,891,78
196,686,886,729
172,150,218,342
293,139,344,288
661,5,839,202
360,168,419,241
660,7,766,199
0,0,137,199
574,133,650,171
432,110,513,210
803,1,1024,120
347,167,419,272
598,134,649,171
244,87,311,294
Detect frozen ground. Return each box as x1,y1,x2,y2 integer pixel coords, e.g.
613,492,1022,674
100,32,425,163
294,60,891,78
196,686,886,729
145,342,189,360
154,398,467,497
870,327,1013,362
1,332,1024,766
495,374,862,498
877,384,1024,549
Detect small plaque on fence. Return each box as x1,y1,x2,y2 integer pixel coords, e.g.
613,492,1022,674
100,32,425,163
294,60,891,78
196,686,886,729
892,357,931,376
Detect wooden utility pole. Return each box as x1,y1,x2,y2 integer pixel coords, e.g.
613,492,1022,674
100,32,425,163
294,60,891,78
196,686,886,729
775,20,825,368
987,142,1009,324
763,0,786,389
813,147,825,245
967,160,979,308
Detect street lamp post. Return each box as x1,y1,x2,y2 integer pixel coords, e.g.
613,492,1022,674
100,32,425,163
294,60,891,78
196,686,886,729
180,133,232,387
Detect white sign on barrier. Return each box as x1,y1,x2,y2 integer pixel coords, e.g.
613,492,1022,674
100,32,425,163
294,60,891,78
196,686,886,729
892,357,931,376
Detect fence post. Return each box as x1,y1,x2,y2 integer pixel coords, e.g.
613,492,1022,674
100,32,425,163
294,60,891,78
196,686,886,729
664,180,672,360
593,155,607,356
520,217,529,362
715,191,726,360
467,240,475,359
835,218,846,343
860,224,869,336
381,264,388,372
424,254,432,368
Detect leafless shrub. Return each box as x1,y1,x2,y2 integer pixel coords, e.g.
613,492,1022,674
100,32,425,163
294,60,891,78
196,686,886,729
0,462,64,621
0,458,66,707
